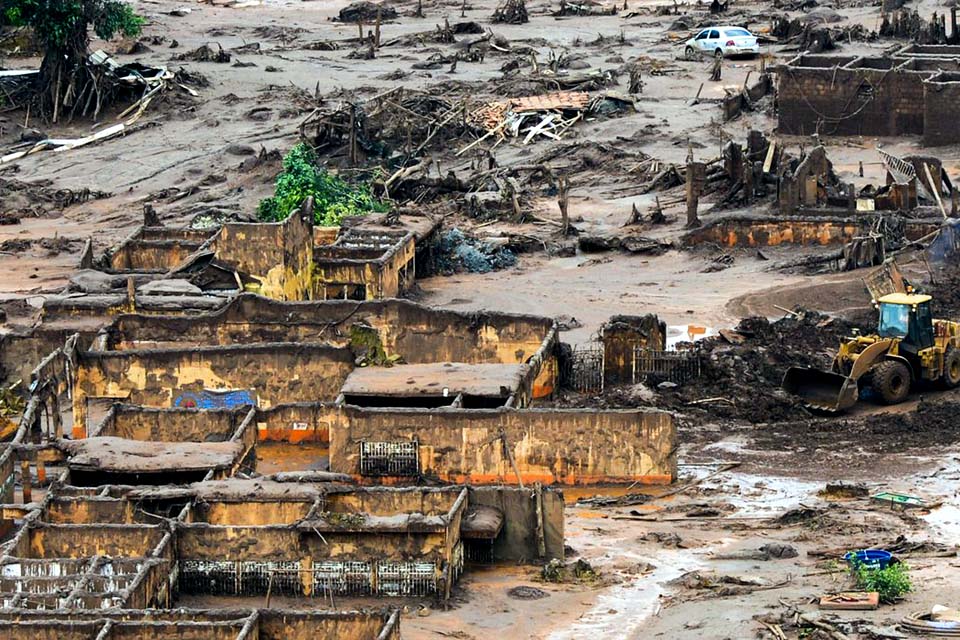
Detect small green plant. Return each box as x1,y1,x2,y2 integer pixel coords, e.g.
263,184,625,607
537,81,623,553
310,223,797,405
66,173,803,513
849,557,911,603
257,144,389,226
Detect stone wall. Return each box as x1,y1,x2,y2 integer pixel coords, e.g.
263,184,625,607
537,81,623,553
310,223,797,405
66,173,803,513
684,216,941,247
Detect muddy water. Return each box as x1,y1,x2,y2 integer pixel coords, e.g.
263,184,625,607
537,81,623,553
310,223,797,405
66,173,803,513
548,547,700,640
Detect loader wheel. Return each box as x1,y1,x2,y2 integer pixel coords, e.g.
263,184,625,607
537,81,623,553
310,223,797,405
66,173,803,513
941,347,960,389
871,360,911,405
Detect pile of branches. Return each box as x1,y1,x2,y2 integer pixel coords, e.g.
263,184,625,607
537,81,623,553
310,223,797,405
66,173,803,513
554,0,617,17
299,87,471,168
0,176,112,221
492,0,529,24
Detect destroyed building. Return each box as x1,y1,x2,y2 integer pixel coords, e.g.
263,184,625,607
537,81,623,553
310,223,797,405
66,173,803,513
776,46,960,146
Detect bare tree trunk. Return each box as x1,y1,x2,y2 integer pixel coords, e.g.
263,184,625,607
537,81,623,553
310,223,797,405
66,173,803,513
557,176,570,236
38,22,89,123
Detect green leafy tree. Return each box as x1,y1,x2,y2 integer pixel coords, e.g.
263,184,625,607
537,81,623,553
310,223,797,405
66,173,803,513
259,144,390,227
2,0,144,120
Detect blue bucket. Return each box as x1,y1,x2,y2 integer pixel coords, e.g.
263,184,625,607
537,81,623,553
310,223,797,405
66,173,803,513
844,549,893,570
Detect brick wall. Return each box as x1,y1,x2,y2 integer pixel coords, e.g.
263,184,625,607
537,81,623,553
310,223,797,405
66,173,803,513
924,80,960,146
778,65,927,136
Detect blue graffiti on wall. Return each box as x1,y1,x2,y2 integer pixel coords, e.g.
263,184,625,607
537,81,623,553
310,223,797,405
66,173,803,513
174,389,256,409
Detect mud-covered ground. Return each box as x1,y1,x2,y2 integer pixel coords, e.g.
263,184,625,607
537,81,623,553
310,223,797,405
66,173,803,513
4,0,960,637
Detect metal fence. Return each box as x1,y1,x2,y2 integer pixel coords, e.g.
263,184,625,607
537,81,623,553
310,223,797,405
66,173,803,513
632,348,701,384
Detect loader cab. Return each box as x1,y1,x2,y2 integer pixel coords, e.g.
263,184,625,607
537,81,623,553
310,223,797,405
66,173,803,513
877,293,934,350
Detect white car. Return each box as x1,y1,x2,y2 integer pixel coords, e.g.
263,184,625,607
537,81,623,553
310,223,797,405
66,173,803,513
685,26,760,59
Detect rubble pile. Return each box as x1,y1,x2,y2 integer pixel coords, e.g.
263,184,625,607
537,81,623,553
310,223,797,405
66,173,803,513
435,228,518,273
660,310,871,422
559,309,873,424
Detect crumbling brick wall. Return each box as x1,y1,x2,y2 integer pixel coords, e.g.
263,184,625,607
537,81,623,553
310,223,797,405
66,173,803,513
923,75,960,146
212,208,314,301
777,60,927,136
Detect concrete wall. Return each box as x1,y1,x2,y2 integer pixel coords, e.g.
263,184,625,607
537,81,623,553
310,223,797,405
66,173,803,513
331,407,676,485
212,207,314,301
72,344,354,437
105,296,556,369
259,611,400,640
778,59,928,136
256,402,339,443
313,233,416,300
684,216,941,247
109,241,204,272
468,486,564,561
92,405,245,442
601,315,667,385
0,611,400,640
27,524,164,558
0,328,98,388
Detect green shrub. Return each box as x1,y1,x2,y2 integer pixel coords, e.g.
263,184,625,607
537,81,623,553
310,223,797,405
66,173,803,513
257,144,389,226
849,556,911,603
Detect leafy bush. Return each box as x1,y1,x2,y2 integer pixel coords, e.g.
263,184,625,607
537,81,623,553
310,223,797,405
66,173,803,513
257,144,388,227
849,556,911,603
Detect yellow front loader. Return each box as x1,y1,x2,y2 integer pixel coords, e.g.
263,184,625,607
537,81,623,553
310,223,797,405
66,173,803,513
783,293,960,412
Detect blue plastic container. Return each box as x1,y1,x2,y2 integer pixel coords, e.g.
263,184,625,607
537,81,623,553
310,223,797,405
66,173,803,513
844,549,893,570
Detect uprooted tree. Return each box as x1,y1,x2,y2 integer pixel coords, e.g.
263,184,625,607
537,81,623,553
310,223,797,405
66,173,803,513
2,0,144,121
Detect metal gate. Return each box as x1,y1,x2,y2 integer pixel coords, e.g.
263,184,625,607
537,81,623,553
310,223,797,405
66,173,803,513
359,441,420,477
632,349,701,384
563,346,604,394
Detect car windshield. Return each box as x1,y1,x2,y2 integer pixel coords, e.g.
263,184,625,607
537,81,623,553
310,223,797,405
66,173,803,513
878,303,910,338
725,28,751,36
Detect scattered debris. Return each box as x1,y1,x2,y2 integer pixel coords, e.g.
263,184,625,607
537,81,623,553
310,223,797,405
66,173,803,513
507,585,549,599
819,591,880,610
174,44,232,63
337,1,398,23
491,0,529,24
436,228,517,274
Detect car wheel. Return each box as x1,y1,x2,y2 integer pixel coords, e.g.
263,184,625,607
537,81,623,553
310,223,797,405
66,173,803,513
714,48,724,58
685,46,695,59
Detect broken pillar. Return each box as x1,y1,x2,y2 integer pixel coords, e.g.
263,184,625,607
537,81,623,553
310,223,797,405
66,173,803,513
600,315,667,385
686,161,706,228
723,141,743,182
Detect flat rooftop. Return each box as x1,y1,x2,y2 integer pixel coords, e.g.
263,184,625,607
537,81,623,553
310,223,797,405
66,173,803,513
340,362,528,398
61,437,243,474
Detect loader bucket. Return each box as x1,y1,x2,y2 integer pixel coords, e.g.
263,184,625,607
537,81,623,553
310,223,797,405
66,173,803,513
782,367,859,412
